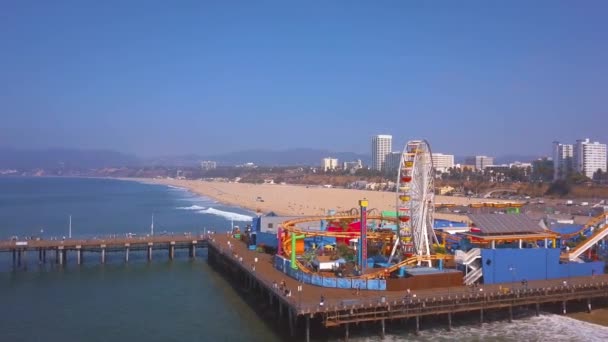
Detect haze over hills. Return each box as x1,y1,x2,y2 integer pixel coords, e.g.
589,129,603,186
0,147,546,170
147,148,371,167
0,147,140,169
454,155,546,165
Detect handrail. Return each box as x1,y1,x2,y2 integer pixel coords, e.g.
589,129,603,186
568,223,608,261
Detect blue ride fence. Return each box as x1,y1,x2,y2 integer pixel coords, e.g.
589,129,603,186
273,255,387,290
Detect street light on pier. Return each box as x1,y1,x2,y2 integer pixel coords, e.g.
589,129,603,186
297,284,303,309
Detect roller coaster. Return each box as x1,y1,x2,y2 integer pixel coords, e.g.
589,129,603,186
279,215,454,279
278,140,455,280
546,212,608,261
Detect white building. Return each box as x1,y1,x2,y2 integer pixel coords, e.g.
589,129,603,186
574,139,607,179
465,156,494,171
384,152,402,174
432,153,454,173
343,159,363,171
509,161,533,169
371,134,392,171
200,160,217,170
322,157,339,172
552,141,573,180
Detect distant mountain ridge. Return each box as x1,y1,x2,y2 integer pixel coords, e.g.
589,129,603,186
148,148,371,167
455,154,545,165
0,147,140,169
0,147,543,169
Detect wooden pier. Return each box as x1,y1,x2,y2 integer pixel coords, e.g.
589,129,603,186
0,234,206,266
207,234,608,341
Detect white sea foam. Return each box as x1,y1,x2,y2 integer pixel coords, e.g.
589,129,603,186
166,185,187,191
198,208,252,222
346,313,608,342
176,205,207,210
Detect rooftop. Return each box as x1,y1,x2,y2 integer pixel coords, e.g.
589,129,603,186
467,213,545,235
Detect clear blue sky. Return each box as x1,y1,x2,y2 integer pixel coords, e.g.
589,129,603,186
1,1,607,157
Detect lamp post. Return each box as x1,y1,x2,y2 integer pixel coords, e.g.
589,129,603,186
297,284,303,309
508,264,516,285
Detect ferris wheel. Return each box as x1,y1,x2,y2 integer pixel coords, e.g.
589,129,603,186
388,139,438,266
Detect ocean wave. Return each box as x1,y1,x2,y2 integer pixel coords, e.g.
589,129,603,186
166,185,187,191
198,208,253,222
177,205,206,210
346,313,608,341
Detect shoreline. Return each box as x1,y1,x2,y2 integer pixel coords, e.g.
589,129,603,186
567,308,608,327
140,178,485,221
139,178,608,327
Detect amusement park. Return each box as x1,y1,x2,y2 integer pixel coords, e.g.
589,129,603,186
237,139,608,291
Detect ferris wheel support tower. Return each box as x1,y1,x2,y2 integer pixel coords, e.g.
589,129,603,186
388,139,438,266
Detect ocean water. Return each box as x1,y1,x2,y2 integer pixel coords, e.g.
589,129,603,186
1,177,608,342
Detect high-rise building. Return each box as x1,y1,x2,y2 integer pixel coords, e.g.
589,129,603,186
552,141,573,180
200,161,217,170
464,156,494,171
371,134,392,171
432,153,454,173
384,152,402,174
574,138,607,179
322,157,339,171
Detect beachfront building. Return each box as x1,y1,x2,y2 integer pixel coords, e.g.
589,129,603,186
432,153,454,173
200,160,217,170
371,134,392,171
322,157,339,172
552,141,573,181
574,138,607,179
343,159,363,172
384,152,402,174
465,156,494,171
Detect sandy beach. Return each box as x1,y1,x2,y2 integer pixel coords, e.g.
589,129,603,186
144,178,519,222
141,178,608,326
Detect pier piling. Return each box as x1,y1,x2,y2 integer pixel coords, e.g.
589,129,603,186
415,316,420,335
57,248,64,265
100,246,106,264
447,312,452,331
147,244,153,261
380,318,386,339
587,298,592,313
169,243,175,260
125,246,129,262
508,305,513,323
345,323,350,341
288,310,295,337
305,316,310,342
562,301,567,315
77,248,82,265
480,308,484,325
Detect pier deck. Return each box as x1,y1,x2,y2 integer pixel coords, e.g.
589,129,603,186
207,234,608,340
1,234,206,265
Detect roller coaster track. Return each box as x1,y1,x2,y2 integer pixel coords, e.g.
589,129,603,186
566,222,608,261
280,215,453,279
547,213,608,239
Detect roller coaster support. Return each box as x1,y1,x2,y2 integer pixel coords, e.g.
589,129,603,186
358,199,368,272
291,232,305,270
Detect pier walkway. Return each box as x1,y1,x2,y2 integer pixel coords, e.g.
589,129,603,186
0,234,206,265
207,234,608,340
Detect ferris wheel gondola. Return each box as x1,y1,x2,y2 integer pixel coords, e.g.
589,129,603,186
388,139,438,266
